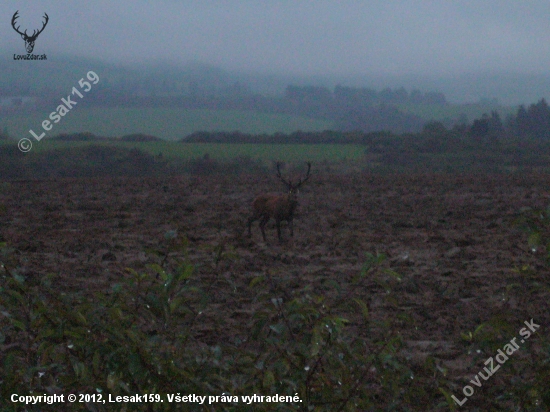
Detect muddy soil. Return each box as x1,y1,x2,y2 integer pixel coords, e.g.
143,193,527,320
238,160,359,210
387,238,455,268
1,172,549,407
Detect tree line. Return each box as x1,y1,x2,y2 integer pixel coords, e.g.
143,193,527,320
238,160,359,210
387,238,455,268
468,99,550,141
183,98,550,146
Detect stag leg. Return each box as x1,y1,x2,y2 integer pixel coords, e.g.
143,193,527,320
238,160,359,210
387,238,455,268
276,219,283,242
247,215,257,237
259,215,269,241
288,217,294,237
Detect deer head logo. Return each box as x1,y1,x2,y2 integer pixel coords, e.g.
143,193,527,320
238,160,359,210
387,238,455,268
11,11,49,54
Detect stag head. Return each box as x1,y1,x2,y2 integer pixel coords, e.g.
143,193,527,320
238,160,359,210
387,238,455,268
12,11,49,53
276,161,311,195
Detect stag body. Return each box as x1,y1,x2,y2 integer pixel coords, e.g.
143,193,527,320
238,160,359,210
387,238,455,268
248,162,310,242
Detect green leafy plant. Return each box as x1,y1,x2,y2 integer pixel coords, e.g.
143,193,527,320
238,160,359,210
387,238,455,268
514,205,550,264
2,234,547,411
0,243,417,411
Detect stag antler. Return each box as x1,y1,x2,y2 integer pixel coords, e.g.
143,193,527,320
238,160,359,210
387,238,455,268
11,11,23,36
276,161,311,191
35,12,49,37
294,162,311,189
276,162,293,189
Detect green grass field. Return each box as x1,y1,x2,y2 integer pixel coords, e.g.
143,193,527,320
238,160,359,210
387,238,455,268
0,107,333,141
1,103,520,143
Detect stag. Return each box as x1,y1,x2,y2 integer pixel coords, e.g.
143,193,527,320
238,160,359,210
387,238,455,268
12,11,49,53
247,162,311,242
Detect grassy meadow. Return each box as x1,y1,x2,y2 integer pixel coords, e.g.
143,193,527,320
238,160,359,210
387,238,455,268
1,102,519,143
0,107,333,141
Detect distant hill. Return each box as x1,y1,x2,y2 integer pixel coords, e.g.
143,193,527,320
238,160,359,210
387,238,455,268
336,72,550,106
0,54,246,97
0,54,130,95
2,52,550,105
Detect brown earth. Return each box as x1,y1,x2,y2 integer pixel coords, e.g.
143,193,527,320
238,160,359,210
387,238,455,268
1,172,549,408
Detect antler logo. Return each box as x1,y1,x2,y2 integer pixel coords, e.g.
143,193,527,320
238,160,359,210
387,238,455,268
11,10,49,53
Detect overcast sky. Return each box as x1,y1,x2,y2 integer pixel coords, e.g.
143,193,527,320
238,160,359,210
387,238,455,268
1,1,550,77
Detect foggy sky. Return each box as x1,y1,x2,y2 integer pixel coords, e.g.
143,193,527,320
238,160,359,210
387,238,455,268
1,1,550,77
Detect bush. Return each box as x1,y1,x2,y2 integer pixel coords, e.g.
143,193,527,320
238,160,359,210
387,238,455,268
119,134,163,142
1,226,549,410
0,239,420,411
50,132,104,141
25,145,161,178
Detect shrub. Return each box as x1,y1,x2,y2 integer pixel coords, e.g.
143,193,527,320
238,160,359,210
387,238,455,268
119,134,163,142
50,132,103,141
0,239,417,411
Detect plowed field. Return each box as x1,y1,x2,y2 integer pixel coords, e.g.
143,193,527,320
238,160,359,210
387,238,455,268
2,172,549,409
